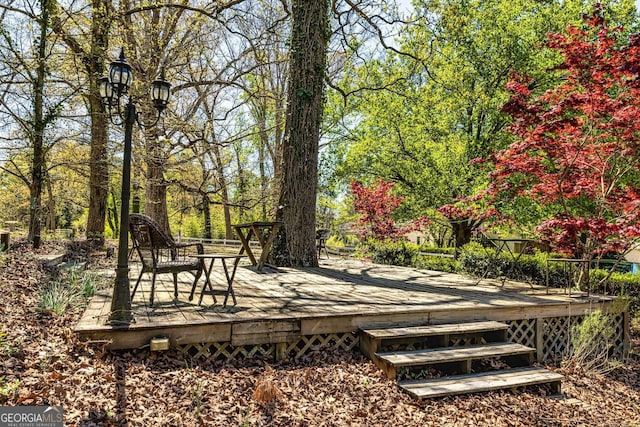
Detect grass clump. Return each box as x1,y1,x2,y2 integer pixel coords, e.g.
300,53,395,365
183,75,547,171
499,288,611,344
40,281,80,315
39,267,106,315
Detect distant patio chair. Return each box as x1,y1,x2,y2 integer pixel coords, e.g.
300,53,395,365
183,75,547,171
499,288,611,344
129,214,204,306
316,229,331,259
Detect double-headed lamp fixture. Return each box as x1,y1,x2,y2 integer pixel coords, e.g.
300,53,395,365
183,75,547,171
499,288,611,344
98,47,171,117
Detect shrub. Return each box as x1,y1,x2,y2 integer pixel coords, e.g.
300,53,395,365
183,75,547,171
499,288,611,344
419,246,456,255
326,235,344,248
565,309,621,373
456,243,573,287
457,243,510,279
72,209,88,234
589,269,640,315
415,255,458,273
367,240,420,266
181,216,204,238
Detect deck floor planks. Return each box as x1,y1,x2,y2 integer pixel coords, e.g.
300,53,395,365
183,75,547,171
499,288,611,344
76,258,614,348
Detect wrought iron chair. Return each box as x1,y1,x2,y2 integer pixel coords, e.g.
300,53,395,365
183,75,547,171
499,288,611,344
129,214,204,306
316,229,331,259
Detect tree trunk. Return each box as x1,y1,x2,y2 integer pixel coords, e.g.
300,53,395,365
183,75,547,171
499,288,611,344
84,0,111,246
202,195,212,239
272,0,329,267
29,0,51,249
145,147,171,235
86,93,109,243
50,0,112,245
451,218,476,259
272,97,285,216
46,176,56,231
234,144,246,220
257,108,269,221
207,147,233,239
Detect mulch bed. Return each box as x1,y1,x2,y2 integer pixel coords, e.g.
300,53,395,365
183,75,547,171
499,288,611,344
1,239,639,426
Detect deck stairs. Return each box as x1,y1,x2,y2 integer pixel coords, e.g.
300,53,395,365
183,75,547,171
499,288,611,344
359,320,563,399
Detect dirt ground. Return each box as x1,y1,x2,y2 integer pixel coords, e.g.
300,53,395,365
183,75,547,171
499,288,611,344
1,240,639,426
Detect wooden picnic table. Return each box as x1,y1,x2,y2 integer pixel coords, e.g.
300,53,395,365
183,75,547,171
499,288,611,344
232,221,282,270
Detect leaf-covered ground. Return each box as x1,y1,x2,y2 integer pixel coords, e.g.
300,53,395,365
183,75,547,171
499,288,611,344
1,241,639,426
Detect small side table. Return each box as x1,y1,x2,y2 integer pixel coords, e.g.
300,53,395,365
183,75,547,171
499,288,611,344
233,221,282,270
189,254,246,306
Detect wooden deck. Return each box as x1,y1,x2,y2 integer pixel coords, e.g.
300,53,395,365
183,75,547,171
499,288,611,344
75,258,624,359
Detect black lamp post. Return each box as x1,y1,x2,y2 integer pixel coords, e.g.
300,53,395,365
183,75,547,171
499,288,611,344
98,48,171,325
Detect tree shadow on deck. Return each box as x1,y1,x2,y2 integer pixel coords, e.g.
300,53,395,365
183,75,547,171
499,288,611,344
286,260,576,309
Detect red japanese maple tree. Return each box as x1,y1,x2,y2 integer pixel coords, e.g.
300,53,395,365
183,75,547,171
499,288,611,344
350,179,428,241
488,8,640,259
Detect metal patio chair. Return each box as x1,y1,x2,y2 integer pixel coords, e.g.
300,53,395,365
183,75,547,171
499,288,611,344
316,229,331,259
129,214,204,306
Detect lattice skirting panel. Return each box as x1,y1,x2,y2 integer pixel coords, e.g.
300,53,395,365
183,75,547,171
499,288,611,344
176,315,626,363
508,313,627,362
506,318,536,349
176,332,359,362
282,332,359,357
176,341,276,360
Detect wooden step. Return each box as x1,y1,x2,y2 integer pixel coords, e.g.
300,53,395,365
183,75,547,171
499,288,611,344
36,253,67,267
377,342,535,379
362,320,508,340
399,367,563,399
360,321,509,363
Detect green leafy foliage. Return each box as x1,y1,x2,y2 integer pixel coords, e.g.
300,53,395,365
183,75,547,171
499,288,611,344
419,246,456,255
415,255,458,273
366,240,420,266
590,269,640,314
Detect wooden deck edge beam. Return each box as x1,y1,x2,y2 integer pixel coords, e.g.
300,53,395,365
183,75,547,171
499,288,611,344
75,292,626,355
302,300,615,336
77,323,232,350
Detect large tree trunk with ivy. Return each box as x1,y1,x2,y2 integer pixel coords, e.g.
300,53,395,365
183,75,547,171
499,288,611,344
86,93,109,243
46,175,56,231
28,0,53,249
272,0,329,267
85,1,110,244
52,0,112,245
